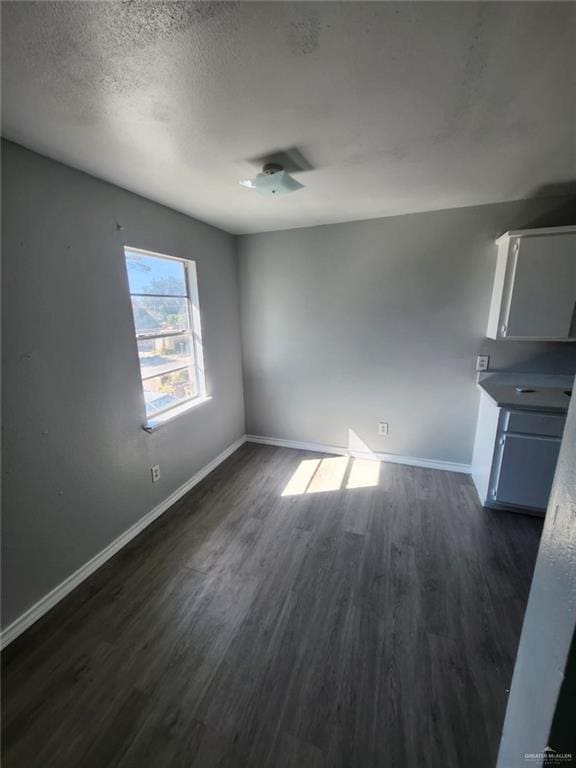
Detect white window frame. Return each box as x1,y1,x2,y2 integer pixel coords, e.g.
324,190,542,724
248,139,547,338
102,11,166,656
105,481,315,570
124,246,208,431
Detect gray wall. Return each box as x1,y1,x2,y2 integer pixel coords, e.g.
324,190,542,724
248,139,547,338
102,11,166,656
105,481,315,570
1,141,245,628
238,197,576,464
497,376,576,767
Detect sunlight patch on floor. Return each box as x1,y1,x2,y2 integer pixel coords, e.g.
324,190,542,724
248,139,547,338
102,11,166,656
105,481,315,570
307,456,349,494
281,455,380,496
346,457,380,489
281,458,321,496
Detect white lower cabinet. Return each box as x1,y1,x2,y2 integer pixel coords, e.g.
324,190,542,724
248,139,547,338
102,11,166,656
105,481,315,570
491,433,561,510
472,393,566,516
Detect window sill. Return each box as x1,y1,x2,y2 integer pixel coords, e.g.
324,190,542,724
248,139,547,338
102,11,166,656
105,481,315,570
142,395,212,433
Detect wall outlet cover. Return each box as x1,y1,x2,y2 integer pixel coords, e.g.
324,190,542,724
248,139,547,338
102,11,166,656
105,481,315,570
476,355,489,372
151,465,161,483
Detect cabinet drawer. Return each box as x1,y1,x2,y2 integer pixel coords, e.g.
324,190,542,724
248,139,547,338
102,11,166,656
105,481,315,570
503,410,566,438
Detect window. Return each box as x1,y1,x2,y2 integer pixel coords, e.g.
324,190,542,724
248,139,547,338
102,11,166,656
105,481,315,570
124,247,207,429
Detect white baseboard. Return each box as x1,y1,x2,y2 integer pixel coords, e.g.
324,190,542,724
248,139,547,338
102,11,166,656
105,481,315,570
0,435,247,650
246,434,471,474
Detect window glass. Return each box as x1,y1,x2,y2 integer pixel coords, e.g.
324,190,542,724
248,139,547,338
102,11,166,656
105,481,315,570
131,296,189,337
125,251,188,296
124,247,206,423
137,335,193,379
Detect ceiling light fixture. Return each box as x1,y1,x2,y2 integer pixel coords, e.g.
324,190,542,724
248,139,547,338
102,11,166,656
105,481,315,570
240,163,304,196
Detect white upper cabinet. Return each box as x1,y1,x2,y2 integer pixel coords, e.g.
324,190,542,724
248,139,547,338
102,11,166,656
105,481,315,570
486,226,576,341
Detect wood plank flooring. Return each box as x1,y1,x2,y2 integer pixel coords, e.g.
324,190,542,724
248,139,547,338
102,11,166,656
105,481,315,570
1,444,543,768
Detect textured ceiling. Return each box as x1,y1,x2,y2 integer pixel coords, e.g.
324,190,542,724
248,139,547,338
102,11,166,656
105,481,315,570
2,1,575,234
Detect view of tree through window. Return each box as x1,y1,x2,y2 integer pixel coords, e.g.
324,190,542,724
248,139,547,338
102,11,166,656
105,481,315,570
124,248,205,421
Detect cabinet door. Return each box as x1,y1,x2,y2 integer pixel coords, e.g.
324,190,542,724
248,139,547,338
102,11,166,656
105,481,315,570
503,234,576,339
492,434,561,510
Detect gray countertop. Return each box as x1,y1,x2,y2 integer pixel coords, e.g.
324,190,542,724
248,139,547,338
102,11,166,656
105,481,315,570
478,372,574,413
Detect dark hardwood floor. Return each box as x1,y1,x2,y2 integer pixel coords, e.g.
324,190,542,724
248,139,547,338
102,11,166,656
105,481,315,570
2,443,542,768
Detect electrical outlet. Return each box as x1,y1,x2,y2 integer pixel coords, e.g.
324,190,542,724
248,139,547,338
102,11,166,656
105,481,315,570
151,465,161,483
476,355,489,372
378,422,389,436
